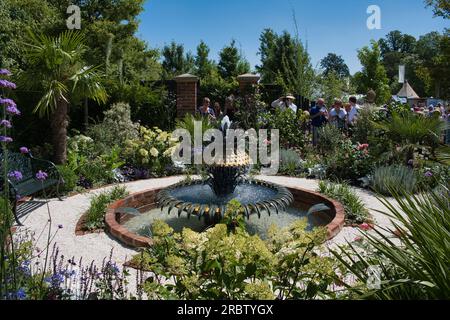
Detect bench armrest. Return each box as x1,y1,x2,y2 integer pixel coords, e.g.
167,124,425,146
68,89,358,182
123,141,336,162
29,153,63,182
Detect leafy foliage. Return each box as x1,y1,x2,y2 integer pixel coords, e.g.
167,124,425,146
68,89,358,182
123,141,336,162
261,108,309,149
132,218,337,300
353,41,391,104
317,181,370,224
87,102,140,156
85,186,129,231
257,29,315,97
122,127,178,176
371,165,417,196
322,140,374,183
218,40,250,80
332,184,450,299
375,111,445,162
279,149,304,176
161,41,194,79
175,113,216,144
320,53,350,78
20,30,107,164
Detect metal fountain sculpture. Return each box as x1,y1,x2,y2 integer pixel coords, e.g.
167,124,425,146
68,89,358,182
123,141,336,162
156,118,294,224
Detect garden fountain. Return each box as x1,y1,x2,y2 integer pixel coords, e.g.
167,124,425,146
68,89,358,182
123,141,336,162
155,150,294,224
105,126,345,247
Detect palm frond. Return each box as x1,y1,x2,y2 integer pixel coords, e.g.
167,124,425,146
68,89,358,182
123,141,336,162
21,29,106,117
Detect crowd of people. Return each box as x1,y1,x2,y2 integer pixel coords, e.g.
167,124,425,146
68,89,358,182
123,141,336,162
272,95,360,146
196,93,450,146
196,97,236,122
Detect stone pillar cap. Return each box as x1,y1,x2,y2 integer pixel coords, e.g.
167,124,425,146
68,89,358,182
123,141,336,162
174,73,199,82
237,73,260,81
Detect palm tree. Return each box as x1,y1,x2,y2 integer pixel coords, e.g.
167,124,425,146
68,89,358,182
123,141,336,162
375,111,445,163
20,30,107,164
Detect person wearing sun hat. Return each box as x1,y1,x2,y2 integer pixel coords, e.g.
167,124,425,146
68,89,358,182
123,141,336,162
271,93,298,113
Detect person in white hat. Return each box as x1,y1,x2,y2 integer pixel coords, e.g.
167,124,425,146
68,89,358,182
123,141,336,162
271,93,298,113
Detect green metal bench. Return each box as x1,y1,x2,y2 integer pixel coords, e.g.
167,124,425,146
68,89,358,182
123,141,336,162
0,151,64,225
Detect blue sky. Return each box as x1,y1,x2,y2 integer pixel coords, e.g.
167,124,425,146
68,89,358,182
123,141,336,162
137,0,448,74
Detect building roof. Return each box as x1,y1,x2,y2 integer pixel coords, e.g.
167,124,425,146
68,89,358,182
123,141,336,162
397,81,420,99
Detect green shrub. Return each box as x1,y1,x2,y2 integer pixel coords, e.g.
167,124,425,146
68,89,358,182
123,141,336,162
175,113,215,145
317,181,370,224
323,140,374,183
371,165,417,196
332,184,450,299
375,112,445,163
261,108,309,149
279,149,303,176
56,165,78,194
122,126,178,176
131,219,338,300
85,186,129,231
66,146,124,188
415,164,450,191
317,124,343,155
87,102,140,156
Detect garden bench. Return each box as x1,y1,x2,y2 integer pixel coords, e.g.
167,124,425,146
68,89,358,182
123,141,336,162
0,151,64,225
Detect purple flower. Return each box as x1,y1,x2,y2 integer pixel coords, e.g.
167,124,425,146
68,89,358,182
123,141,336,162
8,171,23,181
35,170,48,181
0,136,13,143
8,288,26,300
425,171,433,178
0,120,12,128
20,147,29,154
0,98,16,107
45,273,65,286
6,105,20,116
0,69,12,76
0,79,16,89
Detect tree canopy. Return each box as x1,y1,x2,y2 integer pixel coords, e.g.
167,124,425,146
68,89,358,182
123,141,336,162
320,53,350,78
218,40,250,80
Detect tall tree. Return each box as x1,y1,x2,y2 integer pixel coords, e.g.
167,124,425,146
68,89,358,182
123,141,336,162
425,0,450,19
20,30,107,164
256,28,278,83
415,31,450,98
379,31,417,56
0,0,62,69
377,31,417,94
257,30,315,97
317,71,349,106
319,53,350,78
218,40,250,80
194,40,215,79
354,40,391,104
162,41,194,78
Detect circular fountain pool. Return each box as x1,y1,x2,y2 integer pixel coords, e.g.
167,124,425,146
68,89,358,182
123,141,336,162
105,182,345,247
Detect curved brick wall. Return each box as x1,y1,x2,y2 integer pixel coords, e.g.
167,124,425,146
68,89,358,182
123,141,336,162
105,185,345,248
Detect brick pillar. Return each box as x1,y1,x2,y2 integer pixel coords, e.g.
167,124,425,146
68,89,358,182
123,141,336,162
174,73,199,117
237,73,260,96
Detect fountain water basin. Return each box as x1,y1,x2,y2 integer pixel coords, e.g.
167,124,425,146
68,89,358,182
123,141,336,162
105,182,345,247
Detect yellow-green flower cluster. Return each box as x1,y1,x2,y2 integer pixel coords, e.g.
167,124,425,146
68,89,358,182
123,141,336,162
137,217,337,300
123,125,178,172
